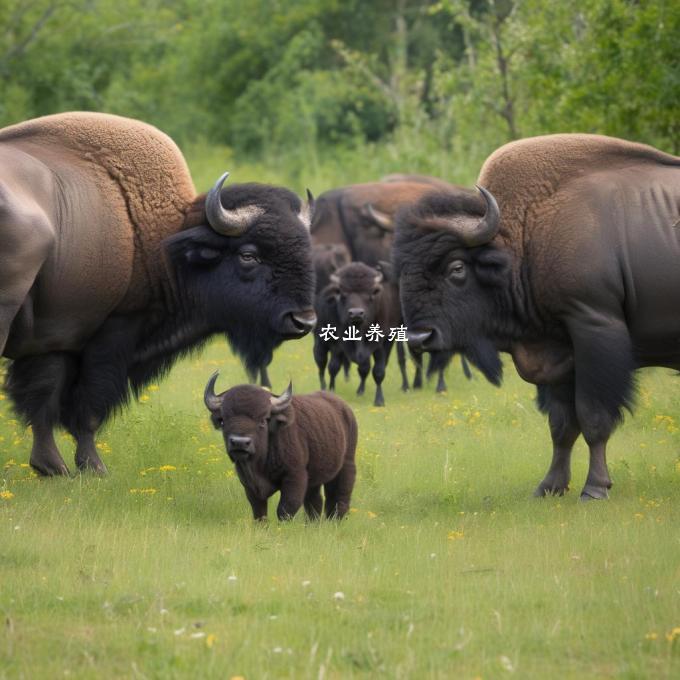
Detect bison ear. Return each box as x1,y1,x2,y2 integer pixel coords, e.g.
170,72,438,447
474,248,511,287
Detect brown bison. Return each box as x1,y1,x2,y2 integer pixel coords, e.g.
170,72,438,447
314,262,408,406
204,374,357,520
0,112,316,477
395,134,680,500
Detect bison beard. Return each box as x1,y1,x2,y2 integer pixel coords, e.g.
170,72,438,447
463,337,503,386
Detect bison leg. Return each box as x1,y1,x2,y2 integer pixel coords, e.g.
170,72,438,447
304,485,323,520
244,487,268,521
372,350,387,407
314,339,329,390
259,364,272,390
410,350,423,390
327,351,343,391
436,368,447,393
71,426,107,475
534,383,579,497
5,354,74,476
277,473,307,520
342,354,351,381
324,460,356,519
356,358,370,396
568,317,634,501
396,342,409,391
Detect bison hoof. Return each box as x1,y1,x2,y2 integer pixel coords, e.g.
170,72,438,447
579,484,610,501
30,458,71,477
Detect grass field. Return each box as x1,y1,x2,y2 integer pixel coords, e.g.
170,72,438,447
1,335,679,679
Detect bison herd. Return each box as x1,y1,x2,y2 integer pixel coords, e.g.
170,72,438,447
1,112,679,518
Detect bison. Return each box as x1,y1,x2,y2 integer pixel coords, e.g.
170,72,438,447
0,112,316,477
204,374,357,520
395,133,680,500
314,262,408,406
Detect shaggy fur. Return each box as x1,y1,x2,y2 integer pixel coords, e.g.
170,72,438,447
394,133,680,499
207,383,358,520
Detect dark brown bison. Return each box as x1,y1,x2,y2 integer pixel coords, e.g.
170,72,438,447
0,112,316,477
395,133,680,500
312,242,351,292
314,262,408,406
204,374,357,520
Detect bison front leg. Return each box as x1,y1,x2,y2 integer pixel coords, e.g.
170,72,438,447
324,460,356,519
72,425,107,475
313,339,329,390
244,487,268,521
277,473,307,520
356,357,370,396
372,348,388,407
533,383,580,497
568,316,634,500
396,342,409,391
5,354,73,476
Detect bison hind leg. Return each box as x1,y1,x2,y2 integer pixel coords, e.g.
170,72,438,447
304,485,323,520
5,353,76,476
324,460,356,520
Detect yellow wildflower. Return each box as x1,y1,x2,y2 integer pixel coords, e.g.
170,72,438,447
645,632,658,640
367,511,378,519
129,487,157,495
148,385,159,392
206,634,217,648
139,395,150,403
0,490,15,500
159,465,177,471
448,530,465,541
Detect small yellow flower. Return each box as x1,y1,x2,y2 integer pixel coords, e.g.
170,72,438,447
367,511,378,519
159,465,177,471
129,487,157,495
206,634,217,648
645,632,658,640
0,394,5,400
148,385,159,392
0,490,15,500
666,626,680,642
139,395,150,403
447,530,465,541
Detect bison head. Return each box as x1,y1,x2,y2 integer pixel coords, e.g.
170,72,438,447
393,187,511,385
204,373,293,465
324,262,385,331
164,173,316,374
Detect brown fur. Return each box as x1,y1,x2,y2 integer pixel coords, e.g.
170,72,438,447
208,384,357,521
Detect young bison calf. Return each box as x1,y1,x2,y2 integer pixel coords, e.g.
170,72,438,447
204,374,357,521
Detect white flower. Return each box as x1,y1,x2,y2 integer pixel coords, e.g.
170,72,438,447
333,591,345,601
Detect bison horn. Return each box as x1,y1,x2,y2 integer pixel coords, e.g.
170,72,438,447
270,381,293,413
204,371,223,411
205,171,265,236
330,273,340,286
364,203,394,231
373,271,383,286
466,185,500,247
298,189,315,229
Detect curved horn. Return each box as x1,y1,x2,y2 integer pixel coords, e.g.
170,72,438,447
373,270,383,286
205,171,265,236
270,382,293,414
466,185,500,247
298,189,315,229
204,371,223,411
363,203,394,231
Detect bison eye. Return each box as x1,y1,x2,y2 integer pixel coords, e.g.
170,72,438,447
447,259,467,282
238,247,261,268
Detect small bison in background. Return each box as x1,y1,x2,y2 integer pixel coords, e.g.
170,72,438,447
314,262,408,406
312,242,351,292
204,374,357,521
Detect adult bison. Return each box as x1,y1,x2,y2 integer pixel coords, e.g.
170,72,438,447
0,112,315,476
395,133,680,500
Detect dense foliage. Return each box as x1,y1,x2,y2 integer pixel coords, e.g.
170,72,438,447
1,0,678,180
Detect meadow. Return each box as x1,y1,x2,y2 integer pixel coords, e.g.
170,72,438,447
1,331,679,679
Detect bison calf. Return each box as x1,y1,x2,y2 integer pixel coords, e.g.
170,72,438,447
204,374,357,521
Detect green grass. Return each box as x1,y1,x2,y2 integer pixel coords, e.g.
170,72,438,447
1,337,679,679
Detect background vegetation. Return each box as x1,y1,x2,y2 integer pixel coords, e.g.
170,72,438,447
1,0,678,191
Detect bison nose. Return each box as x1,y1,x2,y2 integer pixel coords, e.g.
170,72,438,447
281,309,317,337
407,328,440,350
348,308,365,323
228,435,253,453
